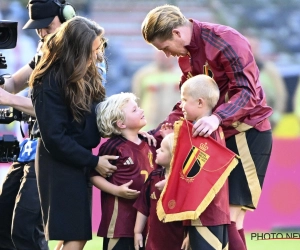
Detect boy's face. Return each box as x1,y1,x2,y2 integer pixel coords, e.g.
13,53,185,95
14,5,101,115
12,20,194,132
122,99,147,130
155,138,172,167
180,85,202,121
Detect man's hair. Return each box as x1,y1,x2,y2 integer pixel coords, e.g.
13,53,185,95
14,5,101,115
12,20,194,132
141,4,188,43
29,16,106,123
163,132,175,156
182,75,220,109
96,92,138,138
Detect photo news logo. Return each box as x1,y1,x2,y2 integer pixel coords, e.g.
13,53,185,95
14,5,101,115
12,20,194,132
251,232,300,241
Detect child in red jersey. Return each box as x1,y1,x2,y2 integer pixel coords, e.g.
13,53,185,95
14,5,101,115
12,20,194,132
134,133,189,250
152,75,230,250
180,75,230,250
90,92,157,250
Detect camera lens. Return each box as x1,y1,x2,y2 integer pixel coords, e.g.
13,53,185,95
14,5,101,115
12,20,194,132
0,27,10,45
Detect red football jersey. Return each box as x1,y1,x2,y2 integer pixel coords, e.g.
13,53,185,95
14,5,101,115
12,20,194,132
97,136,157,238
134,168,185,250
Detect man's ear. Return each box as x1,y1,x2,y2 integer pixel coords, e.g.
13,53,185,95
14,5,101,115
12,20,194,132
116,120,126,129
172,29,181,38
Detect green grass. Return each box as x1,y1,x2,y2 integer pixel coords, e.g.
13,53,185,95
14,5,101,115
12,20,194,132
48,235,102,250
48,233,300,250
246,233,300,250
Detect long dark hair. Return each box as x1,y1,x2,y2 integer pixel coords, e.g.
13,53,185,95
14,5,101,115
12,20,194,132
29,16,106,122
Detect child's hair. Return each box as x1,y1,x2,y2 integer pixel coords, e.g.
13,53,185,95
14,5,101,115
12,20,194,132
96,92,137,137
163,133,175,156
183,75,220,109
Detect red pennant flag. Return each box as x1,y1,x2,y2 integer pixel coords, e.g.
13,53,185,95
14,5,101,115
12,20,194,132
157,119,239,222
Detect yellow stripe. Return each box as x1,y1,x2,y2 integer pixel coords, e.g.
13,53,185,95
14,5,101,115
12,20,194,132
183,147,199,175
107,238,119,250
236,132,261,208
196,226,222,249
223,243,229,250
232,122,253,132
107,197,118,237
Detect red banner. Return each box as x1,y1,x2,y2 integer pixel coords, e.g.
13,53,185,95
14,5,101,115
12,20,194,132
157,119,238,222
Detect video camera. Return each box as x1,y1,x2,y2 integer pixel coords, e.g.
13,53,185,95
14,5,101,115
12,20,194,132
0,20,21,162
0,20,17,68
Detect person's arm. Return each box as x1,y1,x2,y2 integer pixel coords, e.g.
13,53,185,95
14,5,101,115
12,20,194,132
0,64,35,116
134,211,148,250
212,33,262,126
90,175,140,199
193,31,269,137
2,64,33,93
32,75,99,169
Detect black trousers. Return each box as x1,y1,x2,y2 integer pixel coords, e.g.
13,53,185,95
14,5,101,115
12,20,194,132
0,161,48,250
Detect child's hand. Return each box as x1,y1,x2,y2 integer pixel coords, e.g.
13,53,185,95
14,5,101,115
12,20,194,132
134,233,143,250
181,233,190,250
117,180,140,199
159,123,174,138
155,179,166,191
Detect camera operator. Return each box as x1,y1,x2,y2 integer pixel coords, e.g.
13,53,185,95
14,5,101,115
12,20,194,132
0,1,76,249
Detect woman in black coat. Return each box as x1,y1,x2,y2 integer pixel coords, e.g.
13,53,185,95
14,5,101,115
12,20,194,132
29,16,117,250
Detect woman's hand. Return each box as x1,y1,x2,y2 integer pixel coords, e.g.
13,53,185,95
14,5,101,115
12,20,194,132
95,155,118,177
138,131,157,147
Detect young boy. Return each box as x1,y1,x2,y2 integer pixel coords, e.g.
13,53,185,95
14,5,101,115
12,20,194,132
90,92,157,250
133,133,189,250
179,74,230,249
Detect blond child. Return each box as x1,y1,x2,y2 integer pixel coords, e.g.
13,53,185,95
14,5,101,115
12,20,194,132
134,133,189,250
179,74,230,250
90,93,157,250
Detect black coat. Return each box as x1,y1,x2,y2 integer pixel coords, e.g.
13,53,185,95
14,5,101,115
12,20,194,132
32,67,101,240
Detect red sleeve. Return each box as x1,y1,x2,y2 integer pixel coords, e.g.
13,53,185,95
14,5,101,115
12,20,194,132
133,176,151,217
208,32,260,126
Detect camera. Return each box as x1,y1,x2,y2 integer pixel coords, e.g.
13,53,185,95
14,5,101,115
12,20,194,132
0,20,20,162
0,134,20,162
0,21,17,50
0,20,18,69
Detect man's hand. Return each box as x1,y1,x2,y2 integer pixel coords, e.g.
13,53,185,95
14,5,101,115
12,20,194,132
192,114,220,137
95,155,118,177
116,180,140,199
159,123,174,138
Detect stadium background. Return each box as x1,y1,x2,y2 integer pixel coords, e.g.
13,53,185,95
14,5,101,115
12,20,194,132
1,0,299,249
